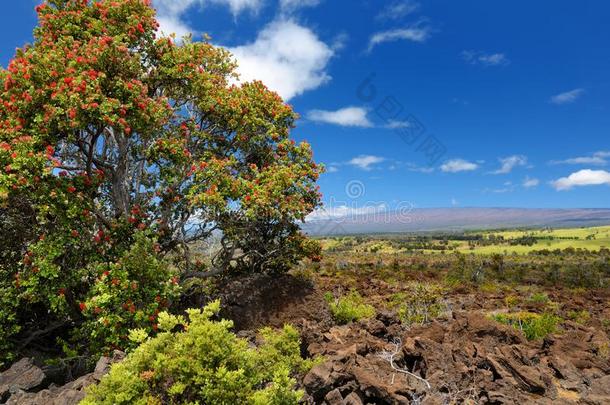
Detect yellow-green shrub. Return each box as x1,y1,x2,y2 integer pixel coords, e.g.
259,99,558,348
389,282,446,326
325,291,375,324
82,301,308,404
491,311,560,340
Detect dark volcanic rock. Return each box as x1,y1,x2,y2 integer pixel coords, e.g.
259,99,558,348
1,351,124,405
0,358,46,402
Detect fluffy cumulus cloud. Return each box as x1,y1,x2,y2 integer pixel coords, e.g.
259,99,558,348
153,0,264,37
552,169,610,191
228,20,334,101
348,155,385,170
440,159,479,173
367,22,431,52
152,1,333,101
462,50,509,66
550,151,609,166
550,88,585,105
307,107,372,127
492,155,528,174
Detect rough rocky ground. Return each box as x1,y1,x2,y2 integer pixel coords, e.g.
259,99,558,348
2,272,609,404
217,273,610,404
0,351,124,405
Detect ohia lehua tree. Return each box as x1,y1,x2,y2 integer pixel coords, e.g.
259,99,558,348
0,0,322,363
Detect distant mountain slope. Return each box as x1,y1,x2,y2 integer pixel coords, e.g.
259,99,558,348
303,208,610,235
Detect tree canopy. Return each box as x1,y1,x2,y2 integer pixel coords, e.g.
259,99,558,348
0,0,322,363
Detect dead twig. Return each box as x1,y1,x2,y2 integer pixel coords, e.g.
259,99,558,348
378,338,432,390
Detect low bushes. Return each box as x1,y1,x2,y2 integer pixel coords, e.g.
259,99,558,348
82,301,311,404
389,282,446,326
491,312,561,340
325,291,375,324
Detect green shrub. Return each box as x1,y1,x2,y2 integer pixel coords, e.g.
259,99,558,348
82,301,307,404
528,292,550,304
389,282,446,326
325,291,375,324
567,309,590,325
0,281,19,368
491,311,560,340
504,295,521,309
75,232,180,355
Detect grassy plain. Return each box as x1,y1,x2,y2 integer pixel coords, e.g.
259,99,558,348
317,225,610,255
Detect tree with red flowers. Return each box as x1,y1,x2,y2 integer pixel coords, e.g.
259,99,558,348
0,0,322,363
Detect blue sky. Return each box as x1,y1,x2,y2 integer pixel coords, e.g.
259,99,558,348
2,1,610,212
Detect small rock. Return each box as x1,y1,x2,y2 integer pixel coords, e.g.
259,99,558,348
93,350,125,380
376,310,399,327
343,392,364,405
304,362,334,399
0,358,46,402
324,388,344,405
362,319,386,337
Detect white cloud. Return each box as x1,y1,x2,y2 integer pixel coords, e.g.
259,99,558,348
348,155,385,171
462,50,509,66
153,2,333,101
478,53,508,66
279,0,320,12
229,20,333,101
523,176,540,188
441,159,479,173
326,165,338,173
153,0,264,37
367,22,431,52
306,203,387,221
550,88,584,105
550,151,609,166
492,155,528,174
405,162,434,173
376,0,420,20
212,0,263,15
384,120,411,129
307,107,372,127
552,169,610,191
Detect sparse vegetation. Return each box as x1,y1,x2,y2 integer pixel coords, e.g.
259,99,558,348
567,309,591,325
491,312,561,340
528,292,550,304
325,291,375,324
389,282,447,326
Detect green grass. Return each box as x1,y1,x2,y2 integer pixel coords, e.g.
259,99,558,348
491,312,561,340
457,226,610,254
318,225,610,256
